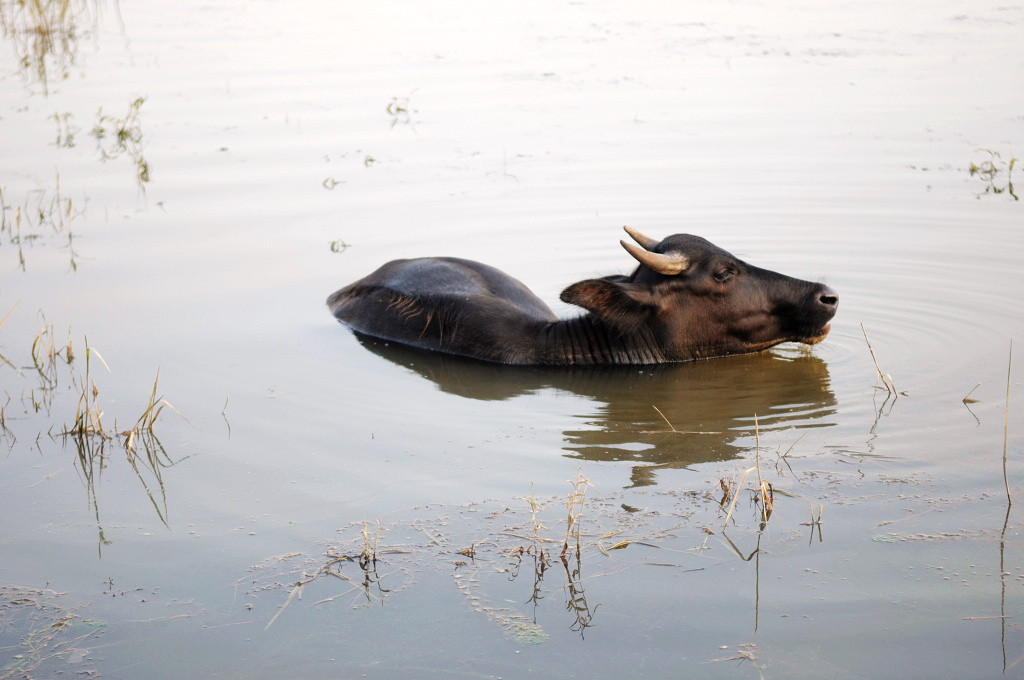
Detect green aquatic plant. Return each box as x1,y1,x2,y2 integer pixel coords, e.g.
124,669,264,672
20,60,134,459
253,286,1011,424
92,96,151,192
970,148,1018,201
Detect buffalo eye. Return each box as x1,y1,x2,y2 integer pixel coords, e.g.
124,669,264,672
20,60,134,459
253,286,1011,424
713,267,735,284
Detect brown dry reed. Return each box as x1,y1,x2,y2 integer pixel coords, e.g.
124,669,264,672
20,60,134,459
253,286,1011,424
60,339,190,454
722,415,774,529
861,322,897,396
525,482,548,559
562,471,595,558
360,519,384,569
1004,340,1013,506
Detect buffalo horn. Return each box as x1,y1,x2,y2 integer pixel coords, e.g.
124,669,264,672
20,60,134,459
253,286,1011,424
620,240,690,275
623,225,661,251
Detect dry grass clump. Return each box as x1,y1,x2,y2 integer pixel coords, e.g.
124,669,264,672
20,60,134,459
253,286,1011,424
722,415,776,530
59,340,189,455
562,471,596,558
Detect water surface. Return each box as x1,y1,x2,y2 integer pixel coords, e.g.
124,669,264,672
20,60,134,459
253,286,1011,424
1,0,1022,678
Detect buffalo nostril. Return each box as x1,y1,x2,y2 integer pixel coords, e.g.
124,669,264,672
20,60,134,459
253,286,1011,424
818,286,839,308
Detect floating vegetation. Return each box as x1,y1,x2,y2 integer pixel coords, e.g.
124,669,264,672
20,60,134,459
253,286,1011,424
248,466,815,644
0,585,100,680
707,642,767,678
385,91,417,128
92,96,151,193
970,148,1018,201
872,529,992,543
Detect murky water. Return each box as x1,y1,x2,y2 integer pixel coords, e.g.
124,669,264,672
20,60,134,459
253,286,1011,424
2,0,1022,677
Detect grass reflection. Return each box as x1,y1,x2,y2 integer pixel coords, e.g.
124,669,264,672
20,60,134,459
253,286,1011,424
0,174,84,271
64,426,180,557
1,96,152,272
0,0,100,95
3,317,189,554
57,346,190,554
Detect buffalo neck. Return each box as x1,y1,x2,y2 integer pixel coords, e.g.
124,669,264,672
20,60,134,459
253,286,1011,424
538,315,667,365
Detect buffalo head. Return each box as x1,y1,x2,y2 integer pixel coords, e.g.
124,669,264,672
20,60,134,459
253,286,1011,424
558,227,838,362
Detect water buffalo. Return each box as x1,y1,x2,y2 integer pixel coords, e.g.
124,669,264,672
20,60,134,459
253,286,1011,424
327,226,838,365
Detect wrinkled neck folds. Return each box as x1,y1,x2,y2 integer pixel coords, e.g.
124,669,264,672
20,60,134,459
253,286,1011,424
540,315,667,365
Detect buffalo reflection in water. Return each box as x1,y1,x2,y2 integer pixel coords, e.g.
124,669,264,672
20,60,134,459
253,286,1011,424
355,333,836,487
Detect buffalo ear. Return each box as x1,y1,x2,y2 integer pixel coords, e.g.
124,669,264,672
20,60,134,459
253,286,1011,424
560,279,656,334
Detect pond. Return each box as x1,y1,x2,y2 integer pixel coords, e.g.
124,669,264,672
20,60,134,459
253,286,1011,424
1,0,1022,677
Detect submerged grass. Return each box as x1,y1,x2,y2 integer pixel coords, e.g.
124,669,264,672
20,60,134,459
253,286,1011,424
0,584,99,680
